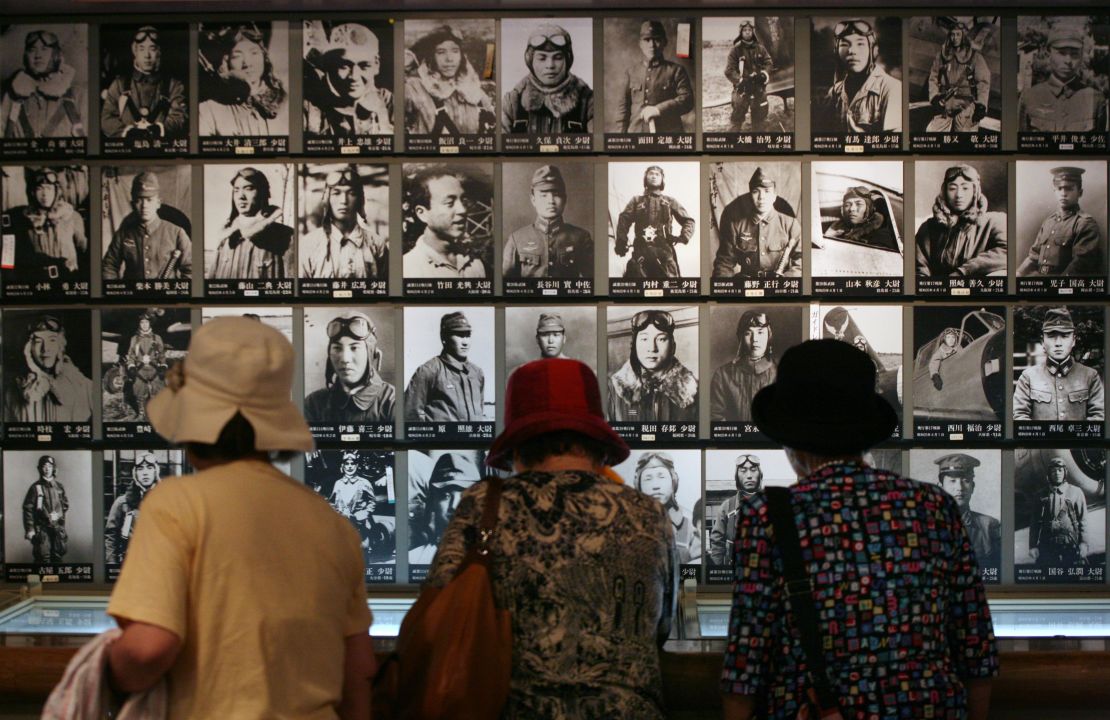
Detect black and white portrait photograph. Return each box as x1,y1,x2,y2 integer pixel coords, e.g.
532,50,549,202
1012,305,1105,441
203,163,294,299
912,306,1006,441
708,161,802,297
708,305,804,440
811,17,902,152
408,449,483,581
910,449,1002,583
403,306,495,442
608,161,699,297
99,23,189,156
505,306,598,378
3,450,93,583
101,165,191,299
401,162,493,296
702,16,795,152
303,306,396,441
810,161,905,295
202,306,293,344
403,19,496,153
1015,161,1107,296
603,17,696,153
306,450,396,582
2,308,92,443
614,449,701,576
1014,448,1106,584
0,24,88,157
297,163,388,298
103,449,187,581
867,448,904,476
704,449,793,583
303,20,395,154
605,305,698,441
914,160,1008,296
501,17,593,153
1017,16,1110,152
100,307,189,441
811,304,903,435
198,22,290,155
501,161,594,296
0,164,90,299
907,17,1001,152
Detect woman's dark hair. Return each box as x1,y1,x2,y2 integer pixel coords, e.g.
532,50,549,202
184,412,295,464
513,430,610,469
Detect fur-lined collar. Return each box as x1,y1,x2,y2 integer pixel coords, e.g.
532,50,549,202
932,190,987,228
24,199,76,228
514,73,589,119
417,60,489,106
610,359,698,409
830,211,885,244
9,64,76,99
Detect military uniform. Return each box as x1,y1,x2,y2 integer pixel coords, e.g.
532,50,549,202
714,168,801,278
404,313,486,423
1019,76,1106,133
104,452,159,565
1030,461,1089,567
101,172,191,281
304,369,396,425
710,356,775,423
1013,308,1105,422
826,66,902,134
933,453,1001,571
724,23,773,131
22,463,68,564
926,36,991,133
614,22,694,134
1018,208,1103,277
708,491,763,567
616,179,696,278
504,165,593,279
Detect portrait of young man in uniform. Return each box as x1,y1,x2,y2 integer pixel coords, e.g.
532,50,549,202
101,308,189,426
22,455,69,563
0,25,88,142
402,164,492,281
408,451,480,566
100,24,188,146
611,163,698,281
605,18,695,137
205,165,295,283
303,21,394,140
300,164,387,281
501,19,593,137
1031,458,1092,570
3,312,94,425
1013,307,1105,424
1018,18,1108,135
915,17,994,134
914,162,1008,280
1016,165,1106,280
813,17,902,137
711,165,801,281
606,307,698,426
708,454,763,567
621,450,701,566
104,451,163,566
102,168,191,283
913,451,1002,577
303,310,395,427
403,20,497,140
709,310,776,424
503,164,593,281
504,306,597,379
404,311,488,424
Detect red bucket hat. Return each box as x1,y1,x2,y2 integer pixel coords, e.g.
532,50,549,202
486,358,629,471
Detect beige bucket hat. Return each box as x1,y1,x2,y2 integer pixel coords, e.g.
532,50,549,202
146,317,315,452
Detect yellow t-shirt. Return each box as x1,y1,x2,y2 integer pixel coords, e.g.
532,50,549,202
108,459,372,719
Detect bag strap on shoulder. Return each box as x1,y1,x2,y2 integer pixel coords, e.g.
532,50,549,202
464,476,504,567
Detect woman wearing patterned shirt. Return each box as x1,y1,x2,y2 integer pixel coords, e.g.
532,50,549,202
723,339,997,719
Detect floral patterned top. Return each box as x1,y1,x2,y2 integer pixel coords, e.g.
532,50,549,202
721,462,999,719
428,470,677,719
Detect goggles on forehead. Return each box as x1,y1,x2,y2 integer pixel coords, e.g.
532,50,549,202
632,311,675,334
327,316,374,340
736,455,761,470
528,32,569,49
738,21,756,30
26,30,60,49
34,170,60,186
326,169,357,187
32,315,63,333
133,28,160,44
834,20,874,39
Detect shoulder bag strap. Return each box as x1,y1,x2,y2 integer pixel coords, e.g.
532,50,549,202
764,487,839,712
463,476,504,568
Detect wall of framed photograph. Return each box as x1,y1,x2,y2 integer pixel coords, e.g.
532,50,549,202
0,8,1107,595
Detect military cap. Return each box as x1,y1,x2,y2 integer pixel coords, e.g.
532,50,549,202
530,165,566,195
29,314,64,336
29,168,59,188
645,164,665,177
536,312,565,333
1041,307,1076,333
943,164,981,186
1048,457,1068,468
935,453,980,477
1050,166,1085,187
341,450,360,463
430,453,478,488
748,167,776,191
38,455,56,469
1047,26,1085,50
640,21,667,40
135,452,160,467
735,453,761,469
440,311,472,334
131,171,161,199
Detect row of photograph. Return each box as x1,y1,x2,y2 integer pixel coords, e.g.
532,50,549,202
1,447,1104,587
2,16,1107,157
3,159,1109,301
0,303,1104,445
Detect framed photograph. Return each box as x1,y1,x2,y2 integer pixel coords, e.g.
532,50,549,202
614,449,702,578
2,308,92,444
701,16,795,152
202,306,292,343
3,450,94,583
1012,305,1105,441
297,162,388,298
1,164,90,300
203,163,295,299
501,17,593,153
305,450,396,583
504,306,598,379
401,162,493,297
407,449,484,582
0,24,88,157
810,17,902,152
1014,160,1108,296
605,304,698,442
909,449,1002,583
99,22,189,156
913,160,1008,296
303,306,396,442
101,165,192,299
101,307,190,442
1017,16,1109,153
912,305,1006,441
403,19,496,154
303,19,395,154
907,17,1001,152
602,17,696,153
197,21,290,155
810,160,904,296
708,160,802,297
501,161,594,296
1014,448,1106,584
708,304,804,440
403,306,495,442
103,449,187,581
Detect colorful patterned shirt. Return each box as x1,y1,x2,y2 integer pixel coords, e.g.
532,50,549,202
721,461,998,719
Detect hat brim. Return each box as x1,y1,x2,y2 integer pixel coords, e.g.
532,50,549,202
750,384,897,455
147,384,315,453
486,410,630,471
